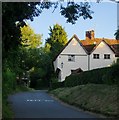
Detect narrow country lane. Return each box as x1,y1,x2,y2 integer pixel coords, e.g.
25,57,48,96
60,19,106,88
8,90,103,118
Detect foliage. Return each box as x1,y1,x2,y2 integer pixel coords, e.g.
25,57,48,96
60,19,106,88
64,61,119,87
114,29,119,40
3,67,16,98
2,2,95,58
50,80,64,90
2,64,16,118
39,24,68,89
45,24,68,59
26,48,53,89
60,2,94,24
2,100,14,119
40,1,94,24
2,2,41,57
20,24,42,48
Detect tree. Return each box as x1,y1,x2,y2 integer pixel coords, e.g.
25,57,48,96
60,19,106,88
25,47,53,89
114,29,119,40
20,24,42,48
2,2,41,58
2,2,94,58
45,24,68,58
60,2,94,24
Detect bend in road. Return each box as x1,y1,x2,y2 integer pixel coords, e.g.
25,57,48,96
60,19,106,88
8,90,105,118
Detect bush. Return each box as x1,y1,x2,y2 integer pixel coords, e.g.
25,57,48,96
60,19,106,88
49,78,65,90
3,68,16,97
102,64,119,85
2,67,17,118
64,63,119,87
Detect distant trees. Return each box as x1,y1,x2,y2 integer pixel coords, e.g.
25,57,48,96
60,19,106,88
29,48,52,89
20,24,42,48
23,23,68,89
45,24,68,58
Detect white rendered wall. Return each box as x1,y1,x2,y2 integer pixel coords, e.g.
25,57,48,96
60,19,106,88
58,55,88,81
61,38,86,54
54,37,88,82
90,41,116,70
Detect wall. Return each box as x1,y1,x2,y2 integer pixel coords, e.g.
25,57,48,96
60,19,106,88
90,41,116,70
54,38,88,82
59,55,88,81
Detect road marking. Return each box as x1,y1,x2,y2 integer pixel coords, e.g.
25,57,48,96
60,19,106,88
45,100,54,102
26,99,54,102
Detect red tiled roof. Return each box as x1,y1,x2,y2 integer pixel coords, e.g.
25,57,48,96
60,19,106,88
81,38,119,55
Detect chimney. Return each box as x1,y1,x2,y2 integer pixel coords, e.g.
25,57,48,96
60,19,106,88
86,30,95,40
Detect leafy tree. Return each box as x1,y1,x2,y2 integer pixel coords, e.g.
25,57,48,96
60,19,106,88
45,24,68,58
60,2,94,24
20,24,42,48
2,2,41,58
2,2,94,58
27,47,53,89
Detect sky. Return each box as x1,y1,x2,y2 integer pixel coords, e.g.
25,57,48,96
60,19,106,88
26,2,117,46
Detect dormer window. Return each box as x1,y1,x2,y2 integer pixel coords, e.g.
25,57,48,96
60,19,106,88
68,55,75,62
93,54,99,59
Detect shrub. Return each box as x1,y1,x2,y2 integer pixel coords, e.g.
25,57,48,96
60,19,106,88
102,64,119,85
3,68,16,97
50,78,65,90
2,67,16,118
64,64,119,87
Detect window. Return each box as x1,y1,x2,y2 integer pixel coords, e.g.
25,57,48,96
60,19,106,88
93,54,99,59
104,54,110,59
68,55,75,62
61,62,63,68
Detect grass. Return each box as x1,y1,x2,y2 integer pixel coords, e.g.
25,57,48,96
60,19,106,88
50,84,118,117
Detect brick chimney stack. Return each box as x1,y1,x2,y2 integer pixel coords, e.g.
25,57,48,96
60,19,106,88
86,30,95,40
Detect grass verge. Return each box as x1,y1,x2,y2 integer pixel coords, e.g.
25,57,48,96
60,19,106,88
49,84,118,117
2,85,33,119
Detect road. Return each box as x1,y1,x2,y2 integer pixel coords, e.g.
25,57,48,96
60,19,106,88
8,90,103,118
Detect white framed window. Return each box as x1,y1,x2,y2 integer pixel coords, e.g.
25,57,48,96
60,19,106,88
93,54,99,59
104,54,110,59
68,55,75,62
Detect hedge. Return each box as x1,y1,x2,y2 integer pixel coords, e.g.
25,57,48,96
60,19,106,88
64,64,119,87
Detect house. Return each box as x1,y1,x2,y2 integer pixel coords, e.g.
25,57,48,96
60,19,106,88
53,30,119,82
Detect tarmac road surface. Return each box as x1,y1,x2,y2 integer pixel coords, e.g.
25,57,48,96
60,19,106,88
8,90,104,118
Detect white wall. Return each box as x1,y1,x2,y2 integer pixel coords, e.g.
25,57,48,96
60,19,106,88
54,39,118,82
54,37,88,82
58,55,88,81
62,38,86,54
90,41,116,70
